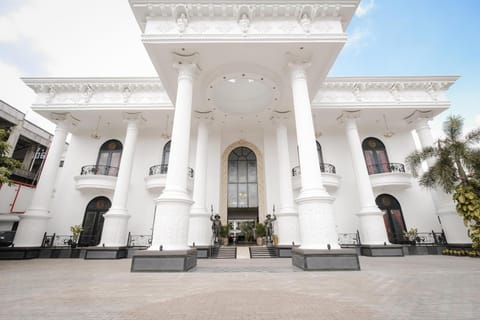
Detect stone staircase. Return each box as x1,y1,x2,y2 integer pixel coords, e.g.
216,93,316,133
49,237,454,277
249,246,278,258
211,246,237,259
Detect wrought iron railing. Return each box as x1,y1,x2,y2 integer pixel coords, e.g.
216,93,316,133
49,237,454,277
292,163,336,176
80,165,119,177
45,234,102,247
366,162,406,175
148,164,194,178
127,234,152,247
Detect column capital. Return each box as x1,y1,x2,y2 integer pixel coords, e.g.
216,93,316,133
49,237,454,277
49,112,79,130
193,110,214,121
404,109,434,125
287,62,311,81
123,112,146,126
336,110,361,124
172,52,201,81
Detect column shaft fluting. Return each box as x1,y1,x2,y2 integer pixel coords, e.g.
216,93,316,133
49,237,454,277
289,63,339,249
275,121,300,245
100,115,140,246
13,118,69,247
150,63,197,250
188,120,211,246
343,116,389,245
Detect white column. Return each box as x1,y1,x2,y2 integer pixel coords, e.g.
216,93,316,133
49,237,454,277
6,123,21,157
13,114,71,247
99,113,141,247
274,119,300,245
150,63,197,250
289,63,339,249
415,118,470,243
188,119,211,246
342,114,390,245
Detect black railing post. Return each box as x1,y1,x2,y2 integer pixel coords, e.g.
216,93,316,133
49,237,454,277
127,232,131,247
356,229,361,245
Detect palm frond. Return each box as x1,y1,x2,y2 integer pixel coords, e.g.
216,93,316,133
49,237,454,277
465,128,480,145
405,146,437,177
443,115,464,142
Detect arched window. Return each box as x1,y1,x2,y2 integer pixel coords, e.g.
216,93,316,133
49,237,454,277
96,139,122,176
376,194,407,244
228,147,258,208
316,141,324,164
362,137,390,174
78,196,111,247
161,140,171,174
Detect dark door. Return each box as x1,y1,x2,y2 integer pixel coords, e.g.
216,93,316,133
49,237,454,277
78,197,110,247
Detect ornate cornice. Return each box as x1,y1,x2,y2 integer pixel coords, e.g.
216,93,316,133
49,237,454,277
313,76,459,107
131,0,359,34
22,77,172,108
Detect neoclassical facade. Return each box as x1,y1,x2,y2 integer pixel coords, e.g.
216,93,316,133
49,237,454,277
12,1,470,257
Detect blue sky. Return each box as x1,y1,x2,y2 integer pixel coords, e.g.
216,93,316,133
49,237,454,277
0,0,479,134
330,0,480,133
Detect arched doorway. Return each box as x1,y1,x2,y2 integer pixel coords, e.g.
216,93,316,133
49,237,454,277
375,194,407,244
227,146,258,244
78,196,111,247
96,139,122,176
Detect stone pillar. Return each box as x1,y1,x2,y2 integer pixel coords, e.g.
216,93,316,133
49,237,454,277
99,113,142,247
149,63,198,250
289,63,339,249
6,123,21,157
415,118,470,243
188,119,211,246
13,114,72,247
274,119,300,245
342,112,390,245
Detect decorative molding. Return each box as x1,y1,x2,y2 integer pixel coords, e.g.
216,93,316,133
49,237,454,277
22,78,172,108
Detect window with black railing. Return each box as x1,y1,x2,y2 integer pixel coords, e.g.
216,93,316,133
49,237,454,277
291,163,336,176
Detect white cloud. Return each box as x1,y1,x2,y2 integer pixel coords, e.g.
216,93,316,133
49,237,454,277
356,0,376,18
0,0,157,77
0,61,35,111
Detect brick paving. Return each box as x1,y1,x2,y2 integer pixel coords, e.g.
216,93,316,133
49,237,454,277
0,256,479,319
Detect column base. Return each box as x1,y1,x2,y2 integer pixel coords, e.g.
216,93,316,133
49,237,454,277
99,209,130,247
360,245,404,257
0,247,40,260
190,245,211,258
291,247,360,271
85,246,128,259
131,249,197,272
13,212,50,247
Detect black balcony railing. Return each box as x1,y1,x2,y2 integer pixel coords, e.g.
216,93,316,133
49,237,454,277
367,162,406,175
292,163,336,176
80,165,119,177
148,164,194,178
127,233,152,247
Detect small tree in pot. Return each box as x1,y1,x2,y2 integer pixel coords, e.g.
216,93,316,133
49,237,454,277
69,225,83,248
255,223,266,246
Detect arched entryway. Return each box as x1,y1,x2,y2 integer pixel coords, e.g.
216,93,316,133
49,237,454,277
227,146,258,244
78,196,111,247
375,194,407,244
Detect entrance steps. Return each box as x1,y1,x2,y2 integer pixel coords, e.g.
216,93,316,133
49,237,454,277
211,246,237,259
249,246,278,258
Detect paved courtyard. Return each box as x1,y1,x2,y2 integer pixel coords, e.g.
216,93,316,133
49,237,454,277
0,255,479,319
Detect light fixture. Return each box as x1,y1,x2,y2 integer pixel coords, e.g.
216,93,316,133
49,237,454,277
91,116,101,139
382,114,394,138
161,115,171,139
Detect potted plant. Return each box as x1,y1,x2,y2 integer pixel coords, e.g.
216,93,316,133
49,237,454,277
403,227,418,245
69,225,83,248
255,223,266,246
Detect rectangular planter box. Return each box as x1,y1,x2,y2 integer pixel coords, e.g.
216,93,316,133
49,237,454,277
131,249,197,272
292,248,360,271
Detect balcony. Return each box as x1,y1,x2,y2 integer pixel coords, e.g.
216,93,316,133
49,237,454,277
74,165,118,191
367,163,412,191
291,163,341,192
144,164,194,193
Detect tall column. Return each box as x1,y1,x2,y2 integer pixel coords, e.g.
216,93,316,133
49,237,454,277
415,118,470,243
99,113,142,247
274,119,300,245
342,112,390,245
188,119,211,246
289,63,339,249
150,63,198,250
13,113,72,247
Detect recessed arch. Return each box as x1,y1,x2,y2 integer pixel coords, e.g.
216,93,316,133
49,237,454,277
220,140,265,224
96,139,122,176
78,196,111,247
362,137,390,174
375,194,407,244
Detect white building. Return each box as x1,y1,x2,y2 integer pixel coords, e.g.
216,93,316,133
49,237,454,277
10,1,470,267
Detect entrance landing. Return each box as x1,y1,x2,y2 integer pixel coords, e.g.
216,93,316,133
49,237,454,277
236,246,250,259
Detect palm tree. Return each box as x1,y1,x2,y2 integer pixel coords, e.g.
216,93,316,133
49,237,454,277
405,115,480,249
